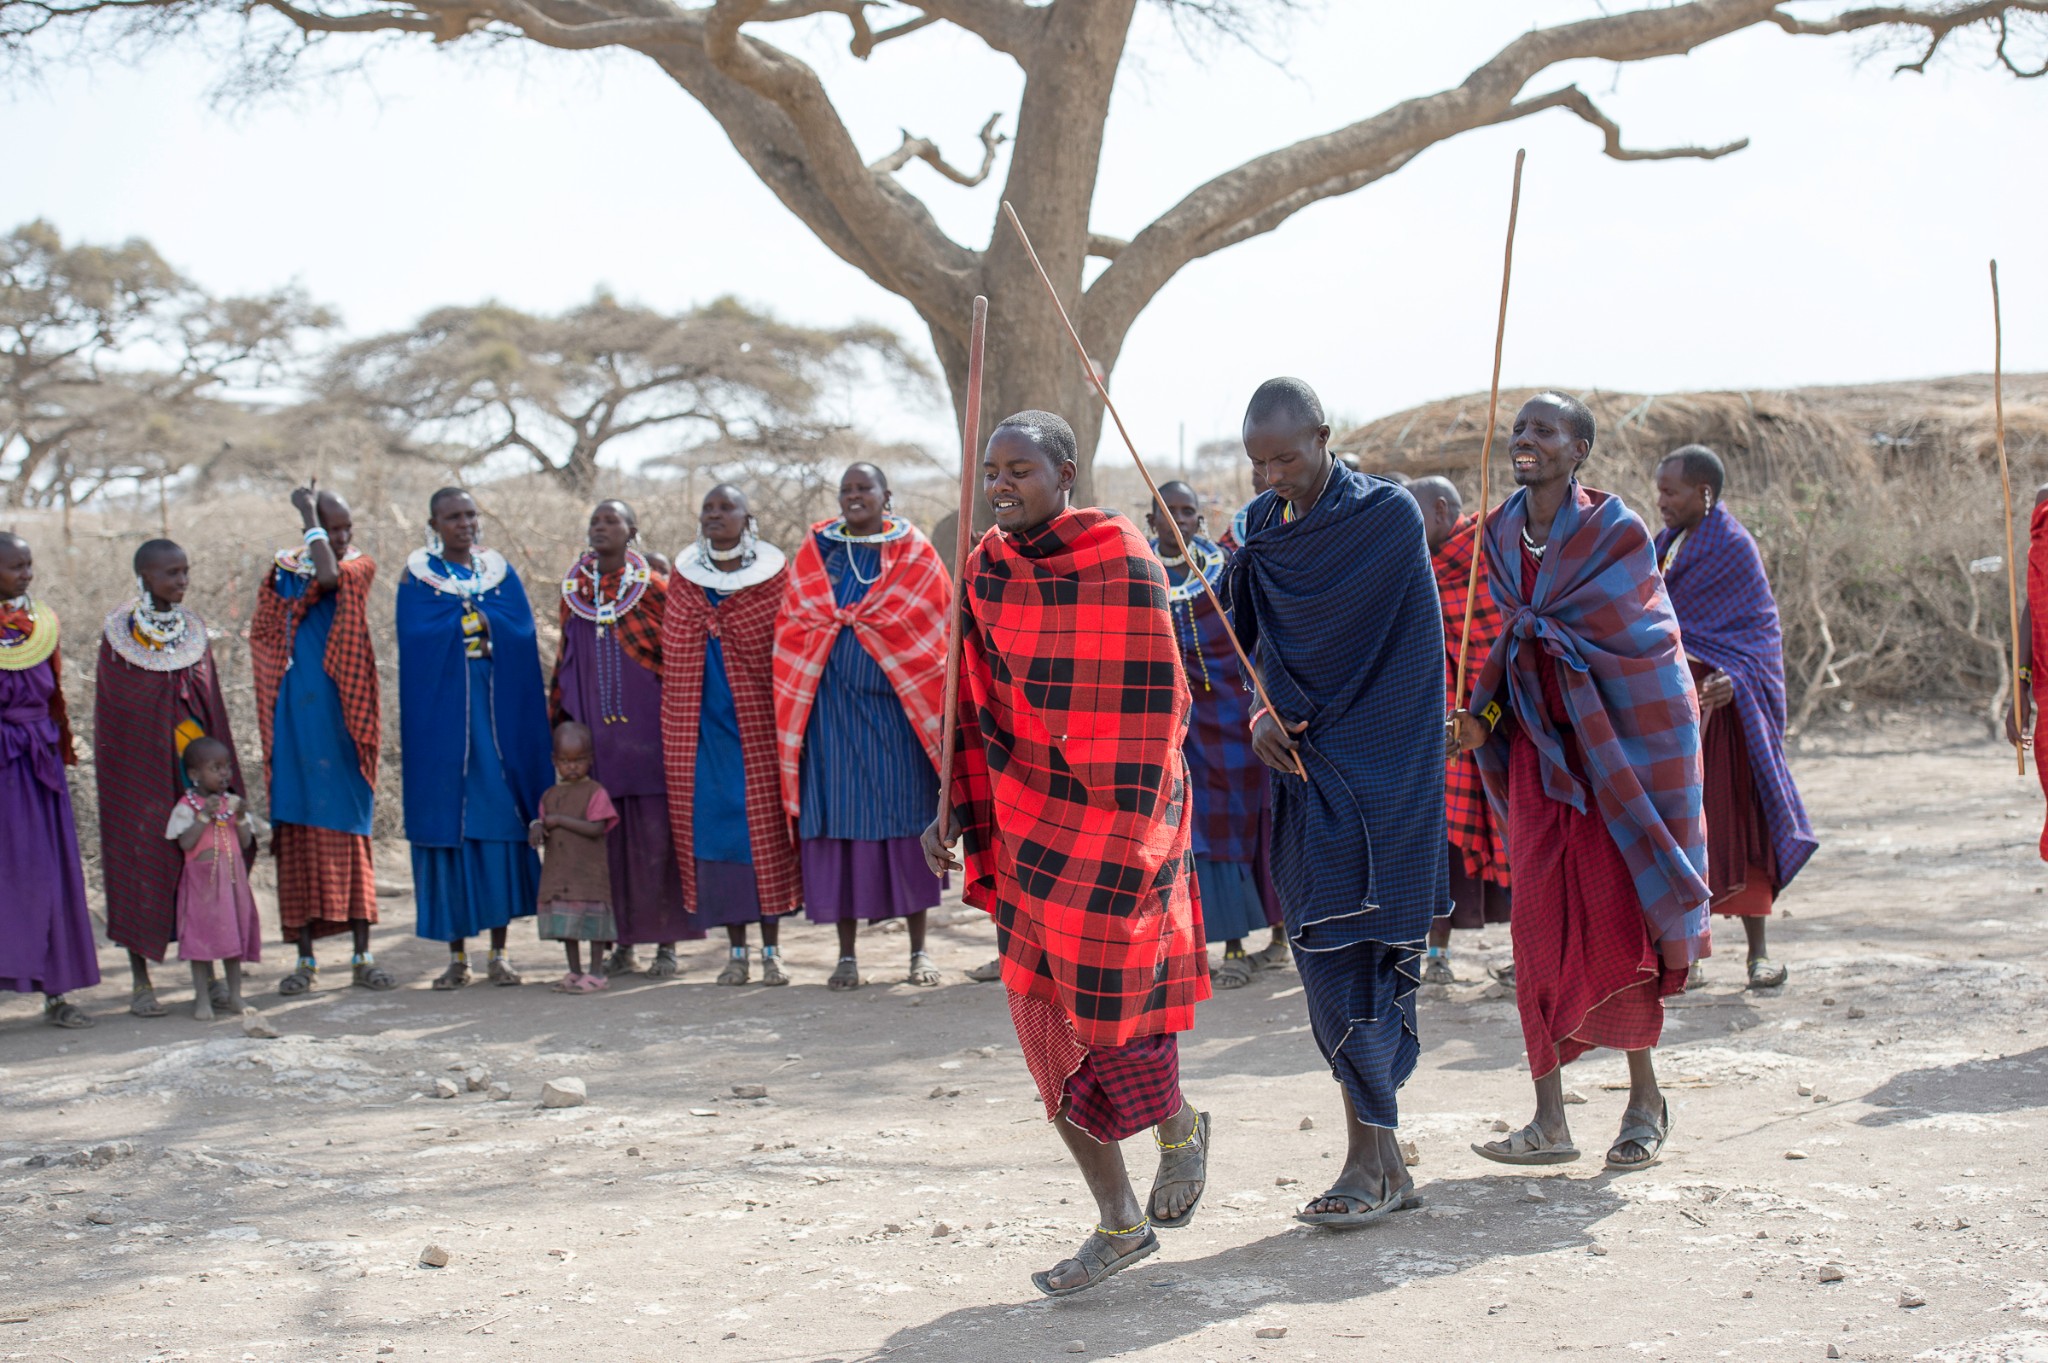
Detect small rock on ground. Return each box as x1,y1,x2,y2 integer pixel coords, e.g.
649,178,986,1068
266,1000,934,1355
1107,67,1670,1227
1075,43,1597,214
486,1083,512,1102
540,1077,587,1109
732,1084,769,1100
1255,1326,1289,1339
418,1244,450,1268
464,1067,490,1091
432,1078,460,1100
241,1008,279,1040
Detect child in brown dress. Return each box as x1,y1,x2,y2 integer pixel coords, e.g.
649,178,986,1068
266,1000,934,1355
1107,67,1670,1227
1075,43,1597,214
530,722,619,993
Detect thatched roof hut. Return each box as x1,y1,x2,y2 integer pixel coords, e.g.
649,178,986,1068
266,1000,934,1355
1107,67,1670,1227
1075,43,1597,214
1333,373,2048,493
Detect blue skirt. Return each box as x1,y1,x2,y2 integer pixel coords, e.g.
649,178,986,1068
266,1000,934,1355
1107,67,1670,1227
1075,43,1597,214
411,840,538,942
1195,858,1269,944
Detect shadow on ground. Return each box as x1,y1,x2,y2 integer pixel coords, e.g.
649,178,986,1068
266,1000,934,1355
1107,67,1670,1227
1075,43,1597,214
1856,1045,2048,1126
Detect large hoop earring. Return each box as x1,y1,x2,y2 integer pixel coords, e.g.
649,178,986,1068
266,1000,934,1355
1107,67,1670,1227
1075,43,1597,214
425,527,445,555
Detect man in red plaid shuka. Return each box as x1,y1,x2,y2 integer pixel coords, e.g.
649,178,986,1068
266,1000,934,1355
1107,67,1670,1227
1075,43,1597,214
922,410,1210,1299
1415,477,1513,987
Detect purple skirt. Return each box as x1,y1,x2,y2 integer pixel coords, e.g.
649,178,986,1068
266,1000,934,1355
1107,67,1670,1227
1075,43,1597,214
801,836,942,925
610,792,704,944
694,859,767,928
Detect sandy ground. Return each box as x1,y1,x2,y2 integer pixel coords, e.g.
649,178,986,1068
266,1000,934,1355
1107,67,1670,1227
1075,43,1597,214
4,714,2046,1363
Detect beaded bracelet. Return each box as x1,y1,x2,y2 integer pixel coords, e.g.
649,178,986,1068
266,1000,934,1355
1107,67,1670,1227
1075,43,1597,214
304,526,331,545
1248,705,1272,732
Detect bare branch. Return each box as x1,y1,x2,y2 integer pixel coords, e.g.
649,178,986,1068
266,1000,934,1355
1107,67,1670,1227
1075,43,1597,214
867,111,1005,185
1086,232,1128,260
902,0,1044,60
1515,84,1749,161
850,9,934,57
1769,2,2048,74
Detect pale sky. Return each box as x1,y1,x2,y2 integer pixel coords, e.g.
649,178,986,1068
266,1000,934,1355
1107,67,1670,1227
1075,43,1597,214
6,1,2044,469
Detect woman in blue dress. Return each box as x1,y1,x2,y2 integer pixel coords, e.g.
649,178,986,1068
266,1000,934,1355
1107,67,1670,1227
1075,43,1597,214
396,487,553,989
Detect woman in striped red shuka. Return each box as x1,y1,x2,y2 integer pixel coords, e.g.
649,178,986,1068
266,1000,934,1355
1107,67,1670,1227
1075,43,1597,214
660,484,802,986
248,488,389,994
1654,447,1818,992
1415,478,1513,987
772,463,949,990
94,538,246,1017
1457,393,1706,1176
922,411,1209,1299
551,499,701,980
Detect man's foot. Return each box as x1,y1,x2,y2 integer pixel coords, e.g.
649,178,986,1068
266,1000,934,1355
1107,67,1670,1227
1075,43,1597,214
1148,1111,1209,1228
646,947,681,980
278,959,318,996
1605,1101,1671,1172
1212,952,1254,990
1472,1120,1580,1165
1685,961,1705,991
129,987,168,1019
827,957,862,991
1746,957,1788,989
1030,1224,1158,1298
1295,1172,1419,1228
605,945,641,977
432,959,472,991
965,958,1002,984
716,950,750,986
1249,936,1292,971
44,999,94,1029
1487,960,1517,991
1421,949,1455,986
907,951,940,987
487,955,522,987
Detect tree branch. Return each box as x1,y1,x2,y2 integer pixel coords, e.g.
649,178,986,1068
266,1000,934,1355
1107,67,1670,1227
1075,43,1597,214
1769,2,2048,74
1514,84,1749,160
1086,232,1128,260
867,111,1005,185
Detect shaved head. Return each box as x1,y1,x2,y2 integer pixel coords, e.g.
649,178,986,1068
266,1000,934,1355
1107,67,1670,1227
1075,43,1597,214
1409,476,1461,512
0,531,27,556
1243,377,1325,434
134,538,183,574
1659,444,1725,499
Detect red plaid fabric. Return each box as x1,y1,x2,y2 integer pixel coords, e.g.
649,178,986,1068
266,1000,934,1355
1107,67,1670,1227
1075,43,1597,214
2030,499,2048,862
772,521,951,817
659,568,803,917
1434,512,1509,888
951,506,1208,1049
273,823,377,936
1009,990,1182,1143
250,553,381,787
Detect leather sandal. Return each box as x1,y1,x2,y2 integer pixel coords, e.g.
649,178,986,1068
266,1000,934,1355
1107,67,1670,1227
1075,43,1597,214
1148,1110,1210,1229
1031,1225,1158,1298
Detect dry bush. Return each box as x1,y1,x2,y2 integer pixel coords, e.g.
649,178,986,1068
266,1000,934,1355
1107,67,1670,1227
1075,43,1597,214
1333,375,2047,732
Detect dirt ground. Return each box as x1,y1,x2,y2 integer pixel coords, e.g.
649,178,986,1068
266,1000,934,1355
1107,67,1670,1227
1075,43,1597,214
4,712,2046,1363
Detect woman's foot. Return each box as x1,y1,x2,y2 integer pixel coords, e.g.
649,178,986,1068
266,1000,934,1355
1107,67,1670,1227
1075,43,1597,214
278,959,318,996
646,947,681,980
129,987,168,1018
1421,948,1456,986
1746,957,1788,989
1249,936,1292,971
827,957,862,991
487,955,522,987
432,958,472,991
907,951,940,987
760,948,790,987
1211,952,1254,990
352,960,397,991
966,958,1002,984
716,949,750,986
192,995,215,1022
44,998,94,1029
605,945,641,977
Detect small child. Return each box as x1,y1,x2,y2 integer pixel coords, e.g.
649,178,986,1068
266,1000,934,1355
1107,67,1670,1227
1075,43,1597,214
530,722,619,993
164,736,265,1020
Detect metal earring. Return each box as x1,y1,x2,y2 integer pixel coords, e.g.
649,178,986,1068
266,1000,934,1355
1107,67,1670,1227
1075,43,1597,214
426,527,445,555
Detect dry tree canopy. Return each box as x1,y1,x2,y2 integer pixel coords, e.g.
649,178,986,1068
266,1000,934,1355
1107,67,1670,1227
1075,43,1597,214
1337,374,2048,731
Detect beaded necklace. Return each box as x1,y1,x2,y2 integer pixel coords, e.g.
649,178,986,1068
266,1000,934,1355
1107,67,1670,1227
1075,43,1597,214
0,597,59,672
561,549,651,725
132,590,189,649
820,517,906,587
1155,539,1225,693
184,789,243,897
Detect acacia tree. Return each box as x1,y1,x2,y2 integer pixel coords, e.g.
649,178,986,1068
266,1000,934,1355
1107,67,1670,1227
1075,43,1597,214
6,2,2044,507
0,219,332,507
323,293,927,493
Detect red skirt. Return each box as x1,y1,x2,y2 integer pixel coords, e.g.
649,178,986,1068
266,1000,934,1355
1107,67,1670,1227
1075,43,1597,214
274,824,377,937
1009,990,1181,1143
1508,732,1681,1077
1695,664,1775,917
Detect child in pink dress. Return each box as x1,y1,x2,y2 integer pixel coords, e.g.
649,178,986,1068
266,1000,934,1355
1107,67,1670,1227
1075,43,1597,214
164,736,265,1020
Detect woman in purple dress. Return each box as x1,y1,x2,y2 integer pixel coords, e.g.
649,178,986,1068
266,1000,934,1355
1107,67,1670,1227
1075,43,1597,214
552,500,701,977
0,533,101,1029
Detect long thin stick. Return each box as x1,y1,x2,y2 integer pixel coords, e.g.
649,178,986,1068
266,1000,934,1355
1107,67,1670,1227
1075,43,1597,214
1992,259,2027,776
1000,200,1305,780
1453,148,1525,711
935,295,989,825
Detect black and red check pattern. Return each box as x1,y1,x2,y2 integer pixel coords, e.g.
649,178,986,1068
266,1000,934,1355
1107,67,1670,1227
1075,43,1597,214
1434,513,1510,888
951,506,1208,1049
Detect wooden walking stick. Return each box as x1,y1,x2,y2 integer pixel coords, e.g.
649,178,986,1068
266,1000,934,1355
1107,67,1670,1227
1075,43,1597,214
935,295,989,826
999,200,1306,780
1992,259,2027,776
1453,148,1526,712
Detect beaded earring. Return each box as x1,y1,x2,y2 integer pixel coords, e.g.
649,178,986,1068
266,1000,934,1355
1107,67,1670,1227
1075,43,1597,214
426,527,445,556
